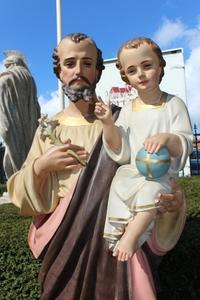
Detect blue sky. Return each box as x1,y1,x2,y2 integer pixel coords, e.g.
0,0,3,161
0,0,200,128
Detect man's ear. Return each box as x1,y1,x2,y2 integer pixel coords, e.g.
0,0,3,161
59,70,64,82
95,70,100,82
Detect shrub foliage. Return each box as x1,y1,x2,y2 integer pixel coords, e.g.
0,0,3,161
0,176,200,299
158,176,200,300
0,204,41,300
0,183,6,196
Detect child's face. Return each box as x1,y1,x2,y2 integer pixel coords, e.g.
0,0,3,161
119,43,162,92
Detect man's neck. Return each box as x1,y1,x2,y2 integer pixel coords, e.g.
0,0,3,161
64,100,95,118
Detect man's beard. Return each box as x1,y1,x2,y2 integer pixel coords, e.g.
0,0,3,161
62,78,96,103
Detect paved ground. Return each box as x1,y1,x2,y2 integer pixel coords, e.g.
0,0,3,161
0,192,11,205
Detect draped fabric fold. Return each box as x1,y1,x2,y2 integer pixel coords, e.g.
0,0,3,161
39,131,133,299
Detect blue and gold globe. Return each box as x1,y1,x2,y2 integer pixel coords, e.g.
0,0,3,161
135,147,171,179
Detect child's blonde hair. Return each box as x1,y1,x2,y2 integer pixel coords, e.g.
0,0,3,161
116,37,166,84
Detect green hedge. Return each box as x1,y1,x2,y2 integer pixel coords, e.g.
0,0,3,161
158,176,200,300
0,176,200,299
0,183,6,196
0,204,41,300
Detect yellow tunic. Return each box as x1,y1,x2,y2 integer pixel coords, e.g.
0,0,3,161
7,111,102,216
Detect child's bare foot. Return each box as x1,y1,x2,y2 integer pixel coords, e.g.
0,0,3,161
112,210,155,261
112,229,138,261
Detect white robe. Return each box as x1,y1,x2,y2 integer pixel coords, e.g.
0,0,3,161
103,92,193,247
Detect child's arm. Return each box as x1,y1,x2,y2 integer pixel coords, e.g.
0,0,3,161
94,101,122,152
144,133,182,157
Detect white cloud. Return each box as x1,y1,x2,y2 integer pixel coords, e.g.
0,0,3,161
184,27,200,50
39,90,63,117
185,47,200,127
154,18,200,127
154,17,200,50
0,60,5,72
154,18,185,48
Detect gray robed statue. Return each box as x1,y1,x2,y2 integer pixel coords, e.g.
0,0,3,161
0,50,41,178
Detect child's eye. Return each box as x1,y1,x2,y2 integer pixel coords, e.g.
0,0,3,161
127,68,136,75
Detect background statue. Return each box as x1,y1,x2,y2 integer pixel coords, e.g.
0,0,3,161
0,50,41,178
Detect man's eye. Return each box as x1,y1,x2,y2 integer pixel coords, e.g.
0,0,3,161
144,64,151,69
84,62,92,67
64,62,74,68
66,64,74,68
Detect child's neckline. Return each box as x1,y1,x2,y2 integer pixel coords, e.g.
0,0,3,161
132,92,167,111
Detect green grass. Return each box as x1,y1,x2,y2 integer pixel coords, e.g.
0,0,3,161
0,176,200,299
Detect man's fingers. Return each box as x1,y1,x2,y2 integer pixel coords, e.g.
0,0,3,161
65,164,82,171
59,143,85,152
158,192,174,202
63,138,71,145
69,144,85,151
170,178,182,195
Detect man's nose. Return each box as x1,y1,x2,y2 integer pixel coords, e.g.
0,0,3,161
75,63,82,75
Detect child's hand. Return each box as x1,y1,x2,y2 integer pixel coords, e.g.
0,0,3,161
94,97,112,124
144,133,169,153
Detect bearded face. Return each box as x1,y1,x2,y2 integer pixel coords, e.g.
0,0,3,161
58,38,99,103
62,76,97,103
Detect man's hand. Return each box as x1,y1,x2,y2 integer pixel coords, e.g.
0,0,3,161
34,139,89,177
156,178,184,213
